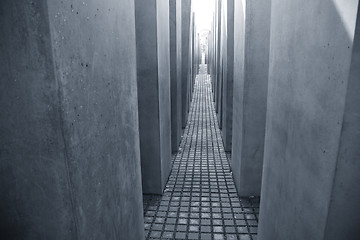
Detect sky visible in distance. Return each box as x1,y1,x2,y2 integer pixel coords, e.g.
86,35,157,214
192,0,215,32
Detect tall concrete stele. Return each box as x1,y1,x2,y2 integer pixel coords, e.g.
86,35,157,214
181,0,192,129
211,0,271,196
214,0,222,120
231,0,271,196
0,0,144,239
189,12,197,103
258,1,360,239
135,0,172,194
220,0,235,152
170,0,183,153
209,12,216,98
209,0,234,152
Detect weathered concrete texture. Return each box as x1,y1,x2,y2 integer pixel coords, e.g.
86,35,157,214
208,30,212,74
197,34,201,71
181,0,192,128
189,13,196,106
231,0,271,196
214,0,222,115
205,48,209,65
209,14,216,94
170,0,182,153
324,5,360,238
195,32,201,75
220,0,234,152
135,0,171,194
216,2,224,129
0,0,144,239
258,1,360,239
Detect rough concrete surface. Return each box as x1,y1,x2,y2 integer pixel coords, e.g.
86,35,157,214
214,0,222,117
231,0,271,196
189,13,195,110
156,0,172,195
323,3,360,239
181,0,192,129
170,0,182,153
135,0,171,194
0,0,144,239
258,0,359,239
220,0,234,152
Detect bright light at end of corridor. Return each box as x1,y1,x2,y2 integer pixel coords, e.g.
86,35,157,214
192,0,215,32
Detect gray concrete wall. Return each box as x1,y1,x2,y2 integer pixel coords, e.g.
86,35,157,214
217,3,225,128
135,0,171,194
258,0,359,239
231,0,271,196
221,0,234,152
0,2,72,238
176,1,182,140
157,0,172,191
210,14,216,92
231,0,246,199
324,5,360,238
187,12,194,114
181,0,192,128
0,0,144,239
189,13,196,103
169,0,183,153
208,28,214,77
214,0,222,110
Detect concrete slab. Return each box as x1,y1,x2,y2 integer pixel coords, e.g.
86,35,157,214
217,5,224,128
181,0,192,129
214,0,222,113
324,6,360,238
231,0,271,196
189,13,194,117
135,0,172,194
258,1,360,239
0,0,144,239
170,0,183,153
209,14,216,93
220,0,235,152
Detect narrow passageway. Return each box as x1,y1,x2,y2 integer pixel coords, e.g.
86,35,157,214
143,64,260,240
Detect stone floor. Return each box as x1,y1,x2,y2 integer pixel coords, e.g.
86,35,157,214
143,65,260,240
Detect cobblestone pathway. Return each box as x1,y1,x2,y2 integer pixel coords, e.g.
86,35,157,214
143,65,260,240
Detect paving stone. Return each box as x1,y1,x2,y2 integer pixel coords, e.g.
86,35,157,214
164,224,175,231
214,233,225,240
227,234,238,240
189,225,199,232
177,224,187,232
188,232,199,239
150,231,161,238
201,219,211,225
238,226,249,234
201,225,211,233
162,231,173,238
143,64,259,239
239,234,252,240
175,232,186,239
225,226,236,233
200,232,212,240
214,226,224,233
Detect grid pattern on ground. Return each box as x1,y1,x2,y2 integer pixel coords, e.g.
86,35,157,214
143,65,260,240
